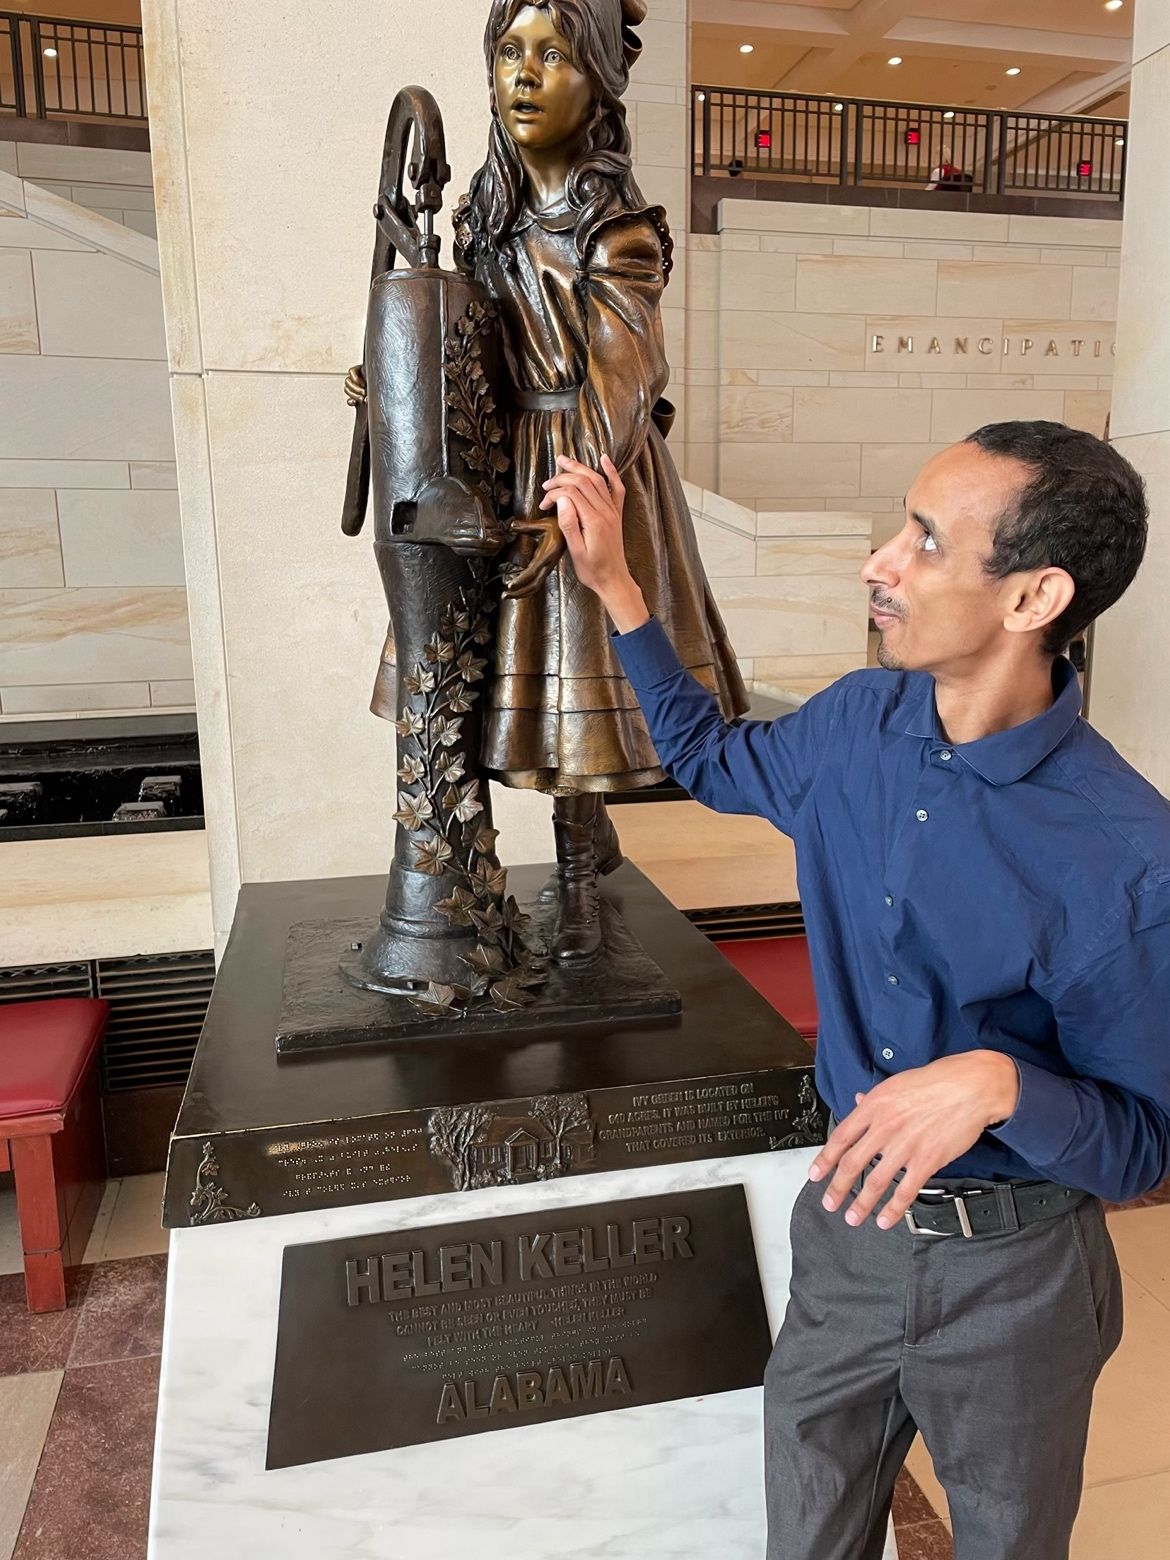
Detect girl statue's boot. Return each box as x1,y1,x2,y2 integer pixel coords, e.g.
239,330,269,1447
551,795,603,962
594,798,623,878
538,797,623,906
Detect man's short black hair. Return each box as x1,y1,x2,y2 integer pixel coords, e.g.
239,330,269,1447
964,420,1148,655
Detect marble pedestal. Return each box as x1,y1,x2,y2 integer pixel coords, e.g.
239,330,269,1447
150,1146,898,1559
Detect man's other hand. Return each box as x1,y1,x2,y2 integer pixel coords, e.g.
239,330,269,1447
807,1050,1021,1230
540,455,650,634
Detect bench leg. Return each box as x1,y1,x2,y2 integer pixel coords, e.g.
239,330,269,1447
11,1134,67,1312
10,1070,107,1314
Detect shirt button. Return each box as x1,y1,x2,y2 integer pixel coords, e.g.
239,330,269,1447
939,750,952,762
916,808,929,822
881,1048,895,1061
884,894,894,907
886,974,899,986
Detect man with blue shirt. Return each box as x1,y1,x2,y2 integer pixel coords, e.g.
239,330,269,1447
540,422,1166,1560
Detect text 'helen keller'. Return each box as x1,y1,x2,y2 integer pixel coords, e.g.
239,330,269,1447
344,1212,694,1305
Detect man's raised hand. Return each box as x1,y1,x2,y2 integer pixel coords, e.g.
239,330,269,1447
540,454,650,634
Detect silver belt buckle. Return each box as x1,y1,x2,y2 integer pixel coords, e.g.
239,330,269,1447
904,1191,974,1238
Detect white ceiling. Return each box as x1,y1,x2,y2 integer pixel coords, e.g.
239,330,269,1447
692,0,1134,118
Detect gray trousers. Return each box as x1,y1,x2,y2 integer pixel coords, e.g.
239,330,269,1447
764,1176,1124,1560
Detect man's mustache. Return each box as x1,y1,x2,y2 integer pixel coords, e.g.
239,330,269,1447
870,594,906,620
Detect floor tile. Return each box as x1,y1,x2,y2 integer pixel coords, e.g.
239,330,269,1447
0,1372,62,1560
890,1519,953,1559
12,1354,159,1560
80,1180,121,1267
904,1436,950,1527
89,1173,167,1262
1107,1205,1170,1312
1084,1274,1170,1485
1071,1470,1170,1560
0,1191,22,1278
617,799,799,908
0,1269,91,1376
68,1255,167,1368
892,1468,938,1529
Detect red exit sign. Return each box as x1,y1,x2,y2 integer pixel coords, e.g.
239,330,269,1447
1077,159,1093,177
754,129,772,150
905,126,921,146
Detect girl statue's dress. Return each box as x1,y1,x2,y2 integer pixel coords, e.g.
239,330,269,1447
464,196,748,793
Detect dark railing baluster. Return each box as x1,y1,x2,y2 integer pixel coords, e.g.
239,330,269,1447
28,18,46,118
8,15,27,118
842,99,854,182
853,100,865,186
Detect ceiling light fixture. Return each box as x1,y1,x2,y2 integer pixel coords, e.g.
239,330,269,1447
696,91,705,102
1116,136,1125,146
887,56,903,66
1105,2,1124,11
943,110,955,120
833,102,844,112
739,43,754,54
43,46,57,57
1006,66,1021,76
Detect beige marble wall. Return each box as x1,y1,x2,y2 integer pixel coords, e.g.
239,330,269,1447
0,166,189,719
7,142,156,236
142,0,704,947
1088,3,1170,784
686,200,1120,548
684,482,870,703
624,0,690,474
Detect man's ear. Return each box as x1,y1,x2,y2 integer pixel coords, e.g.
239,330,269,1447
1003,567,1075,639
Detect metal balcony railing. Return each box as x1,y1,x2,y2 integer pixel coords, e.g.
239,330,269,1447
693,87,1127,203
0,11,146,123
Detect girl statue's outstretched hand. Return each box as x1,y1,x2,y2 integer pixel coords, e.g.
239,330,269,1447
502,517,567,598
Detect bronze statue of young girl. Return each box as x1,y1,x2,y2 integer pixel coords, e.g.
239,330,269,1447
348,0,745,969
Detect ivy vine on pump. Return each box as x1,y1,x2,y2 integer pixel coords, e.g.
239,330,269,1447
392,565,548,1017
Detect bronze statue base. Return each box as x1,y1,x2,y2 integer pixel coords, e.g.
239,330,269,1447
276,889,681,1053
160,863,821,1229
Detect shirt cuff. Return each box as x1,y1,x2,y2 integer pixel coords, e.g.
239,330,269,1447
611,615,685,690
988,1057,1078,1173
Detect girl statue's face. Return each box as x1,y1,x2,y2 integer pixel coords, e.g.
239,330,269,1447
493,5,593,154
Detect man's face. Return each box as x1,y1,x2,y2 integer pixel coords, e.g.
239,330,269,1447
861,442,1034,674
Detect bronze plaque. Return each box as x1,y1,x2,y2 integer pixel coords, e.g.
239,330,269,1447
266,1185,771,1469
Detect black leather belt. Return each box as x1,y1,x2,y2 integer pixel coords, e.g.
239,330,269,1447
514,386,581,412
826,1114,1087,1239
902,1180,1085,1238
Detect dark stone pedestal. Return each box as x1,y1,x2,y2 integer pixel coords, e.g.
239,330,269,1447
162,864,823,1229
277,896,681,1053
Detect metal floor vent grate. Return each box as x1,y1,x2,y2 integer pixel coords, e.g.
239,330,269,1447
685,901,806,942
0,949,214,1092
96,951,215,1091
0,962,94,1002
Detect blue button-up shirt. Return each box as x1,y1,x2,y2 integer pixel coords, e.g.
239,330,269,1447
615,617,1170,1200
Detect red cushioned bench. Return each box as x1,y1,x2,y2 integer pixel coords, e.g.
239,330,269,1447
715,934,819,1042
0,998,109,1312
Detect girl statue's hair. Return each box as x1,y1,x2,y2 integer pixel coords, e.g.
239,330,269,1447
457,0,650,276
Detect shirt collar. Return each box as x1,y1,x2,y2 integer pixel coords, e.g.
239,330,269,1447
901,657,1082,786
511,200,576,235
